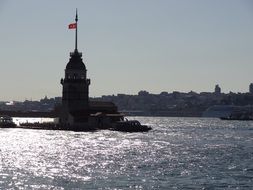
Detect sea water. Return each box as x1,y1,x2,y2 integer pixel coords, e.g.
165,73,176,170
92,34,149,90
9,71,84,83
0,117,253,189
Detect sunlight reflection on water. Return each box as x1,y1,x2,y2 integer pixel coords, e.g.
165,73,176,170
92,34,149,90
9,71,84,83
0,117,253,189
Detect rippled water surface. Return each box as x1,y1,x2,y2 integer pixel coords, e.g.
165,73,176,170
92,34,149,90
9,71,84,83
1,117,253,189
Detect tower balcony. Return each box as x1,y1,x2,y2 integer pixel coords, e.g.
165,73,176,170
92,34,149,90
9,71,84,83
61,78,90,84
70,51,82,57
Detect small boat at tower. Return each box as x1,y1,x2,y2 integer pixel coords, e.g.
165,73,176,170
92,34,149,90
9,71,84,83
0,115,16,128
112,120,151,132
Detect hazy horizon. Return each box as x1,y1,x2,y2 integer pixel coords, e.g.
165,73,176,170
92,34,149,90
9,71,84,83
0,0,252,101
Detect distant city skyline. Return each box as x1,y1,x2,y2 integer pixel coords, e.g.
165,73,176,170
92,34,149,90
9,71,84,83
0,0,252,101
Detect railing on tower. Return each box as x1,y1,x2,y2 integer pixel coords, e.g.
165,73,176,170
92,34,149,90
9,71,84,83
70,52,82,57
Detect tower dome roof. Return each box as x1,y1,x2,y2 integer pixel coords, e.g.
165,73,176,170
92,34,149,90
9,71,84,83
66,50,86,70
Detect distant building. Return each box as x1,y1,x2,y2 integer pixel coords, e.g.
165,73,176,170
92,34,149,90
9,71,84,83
138,90,149,96
249,83,253,94
214,84,221,94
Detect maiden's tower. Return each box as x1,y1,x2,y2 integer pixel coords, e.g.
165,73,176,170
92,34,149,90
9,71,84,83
60,11,90,127
58,11,151,132
59,11,119,130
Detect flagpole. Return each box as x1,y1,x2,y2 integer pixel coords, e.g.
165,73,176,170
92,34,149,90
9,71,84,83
75,9,78,51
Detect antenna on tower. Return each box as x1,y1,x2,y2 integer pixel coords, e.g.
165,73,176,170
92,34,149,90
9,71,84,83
75,8,78,52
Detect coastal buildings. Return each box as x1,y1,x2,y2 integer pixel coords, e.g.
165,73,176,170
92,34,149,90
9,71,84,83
1,88,253,118
214,84,221,94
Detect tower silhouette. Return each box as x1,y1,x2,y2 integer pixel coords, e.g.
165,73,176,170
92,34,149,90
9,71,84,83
57,11,147,132
60,10,90,126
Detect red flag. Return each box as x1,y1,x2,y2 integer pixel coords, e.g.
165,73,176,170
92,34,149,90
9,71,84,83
68,23,76,29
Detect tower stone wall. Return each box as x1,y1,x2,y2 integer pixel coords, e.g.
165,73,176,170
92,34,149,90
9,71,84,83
60,50,90,125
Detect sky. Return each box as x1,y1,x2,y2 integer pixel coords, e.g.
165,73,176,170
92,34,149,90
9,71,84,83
0,0,253,101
